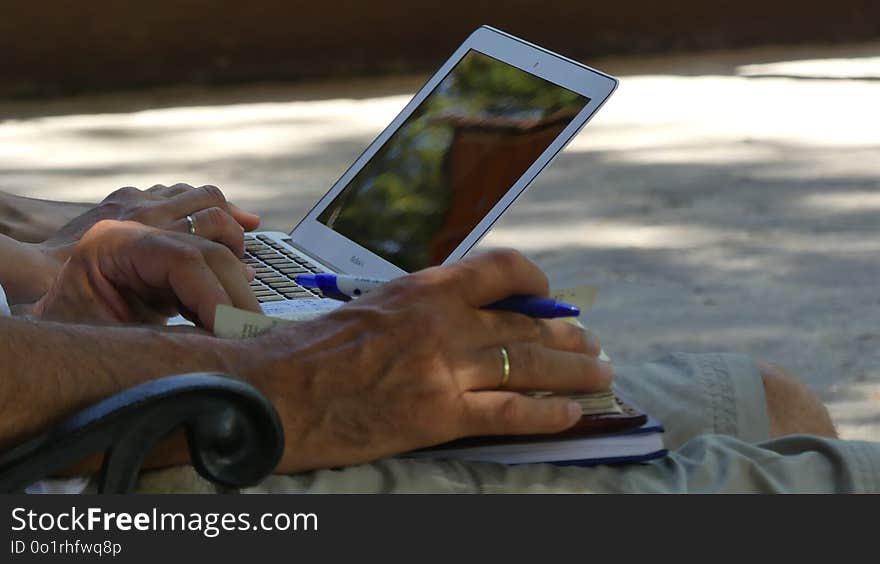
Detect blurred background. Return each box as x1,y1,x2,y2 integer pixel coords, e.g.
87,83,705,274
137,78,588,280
1,1,879,438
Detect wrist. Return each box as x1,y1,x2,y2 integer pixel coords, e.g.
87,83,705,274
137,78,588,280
27,242,64,300
212,337,258,380
35,239,71,268
1,241,63,305
224,334,326,473
206,336,287,398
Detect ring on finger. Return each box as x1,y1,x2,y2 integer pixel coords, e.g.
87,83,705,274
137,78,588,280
185,214,198,236
499,346,511,388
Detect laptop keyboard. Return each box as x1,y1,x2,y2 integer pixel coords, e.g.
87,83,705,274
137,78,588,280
243,234,327,302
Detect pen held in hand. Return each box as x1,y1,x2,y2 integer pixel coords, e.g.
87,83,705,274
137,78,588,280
295,274,580,319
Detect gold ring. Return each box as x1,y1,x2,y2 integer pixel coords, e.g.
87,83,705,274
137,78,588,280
185,214,197,236
499,346,511,388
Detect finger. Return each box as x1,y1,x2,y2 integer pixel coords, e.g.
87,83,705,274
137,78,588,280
451,309,543,348
460,391,582,436
149,184,260,231
474,311,600,355
88,224,233,330
228,202,261,231
462,344,613,392
166,184,230,219
199,243,262,315
168,206,246,256
154,246,234,330
166,182,196,197
429,249,550,307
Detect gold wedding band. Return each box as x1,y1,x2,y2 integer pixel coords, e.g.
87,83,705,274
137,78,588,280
185,214,197,236
499,346,511,388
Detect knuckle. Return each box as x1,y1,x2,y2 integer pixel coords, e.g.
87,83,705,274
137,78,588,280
488,248,548,289
199,184,227,205
490,248,524,267
494,313,541,342
581,328,602,356
92,218,124,232
204,240,238,264
447,260,480,289
484,248,528,275
133,230,173,257
197,206,227,228
106,186,143,203
551,321,593,353
519,342,541,375
85,219,126,240
496,395,523,427
519,317,543,342
129,205,159,225
172,244,206,266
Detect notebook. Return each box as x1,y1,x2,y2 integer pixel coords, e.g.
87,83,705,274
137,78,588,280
403,394,666,466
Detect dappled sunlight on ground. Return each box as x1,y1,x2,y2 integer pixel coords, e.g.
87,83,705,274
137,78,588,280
737,56,880,79
800,191,880,212
0,96,411,202
1,44,878,438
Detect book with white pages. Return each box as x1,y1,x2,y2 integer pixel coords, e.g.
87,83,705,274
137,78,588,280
403,396,667,466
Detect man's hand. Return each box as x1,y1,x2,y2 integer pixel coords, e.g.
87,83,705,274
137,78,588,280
1,183,260,305
43,183,260,259
33,220,260,330
239,249,613,473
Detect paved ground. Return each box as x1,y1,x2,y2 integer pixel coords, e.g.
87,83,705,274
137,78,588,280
1,43,878,439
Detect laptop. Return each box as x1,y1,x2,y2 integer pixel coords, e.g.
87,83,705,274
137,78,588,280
242,25,618,317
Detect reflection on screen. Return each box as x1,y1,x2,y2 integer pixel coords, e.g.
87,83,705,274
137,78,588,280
318,50,590,272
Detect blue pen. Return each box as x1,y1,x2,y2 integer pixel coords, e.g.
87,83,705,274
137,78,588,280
295,274,580,318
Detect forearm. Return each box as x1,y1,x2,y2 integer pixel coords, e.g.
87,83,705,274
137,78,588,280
0,316,243,453
0,190,94,243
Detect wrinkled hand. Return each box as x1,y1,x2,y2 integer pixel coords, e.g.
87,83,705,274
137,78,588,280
42,183,260,260
33,220,260,329
240,249,612,472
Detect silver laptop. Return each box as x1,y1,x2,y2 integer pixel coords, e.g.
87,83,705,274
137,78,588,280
243,26,618,317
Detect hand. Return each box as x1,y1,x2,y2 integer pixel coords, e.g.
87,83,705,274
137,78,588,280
238,249,612,472
33,220,261,330
23,183,259,304
41,183,259,259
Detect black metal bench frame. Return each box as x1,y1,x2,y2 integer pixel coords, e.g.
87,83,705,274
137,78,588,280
0,373,284,493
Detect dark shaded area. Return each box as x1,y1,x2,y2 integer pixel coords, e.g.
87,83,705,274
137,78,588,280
2,0,880,98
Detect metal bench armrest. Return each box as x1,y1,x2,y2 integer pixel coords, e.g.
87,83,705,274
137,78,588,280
0,373,284,493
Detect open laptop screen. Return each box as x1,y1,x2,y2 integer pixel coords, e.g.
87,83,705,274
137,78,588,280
317,49,590,272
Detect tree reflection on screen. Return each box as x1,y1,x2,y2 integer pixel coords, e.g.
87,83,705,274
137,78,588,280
318,50,589,272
